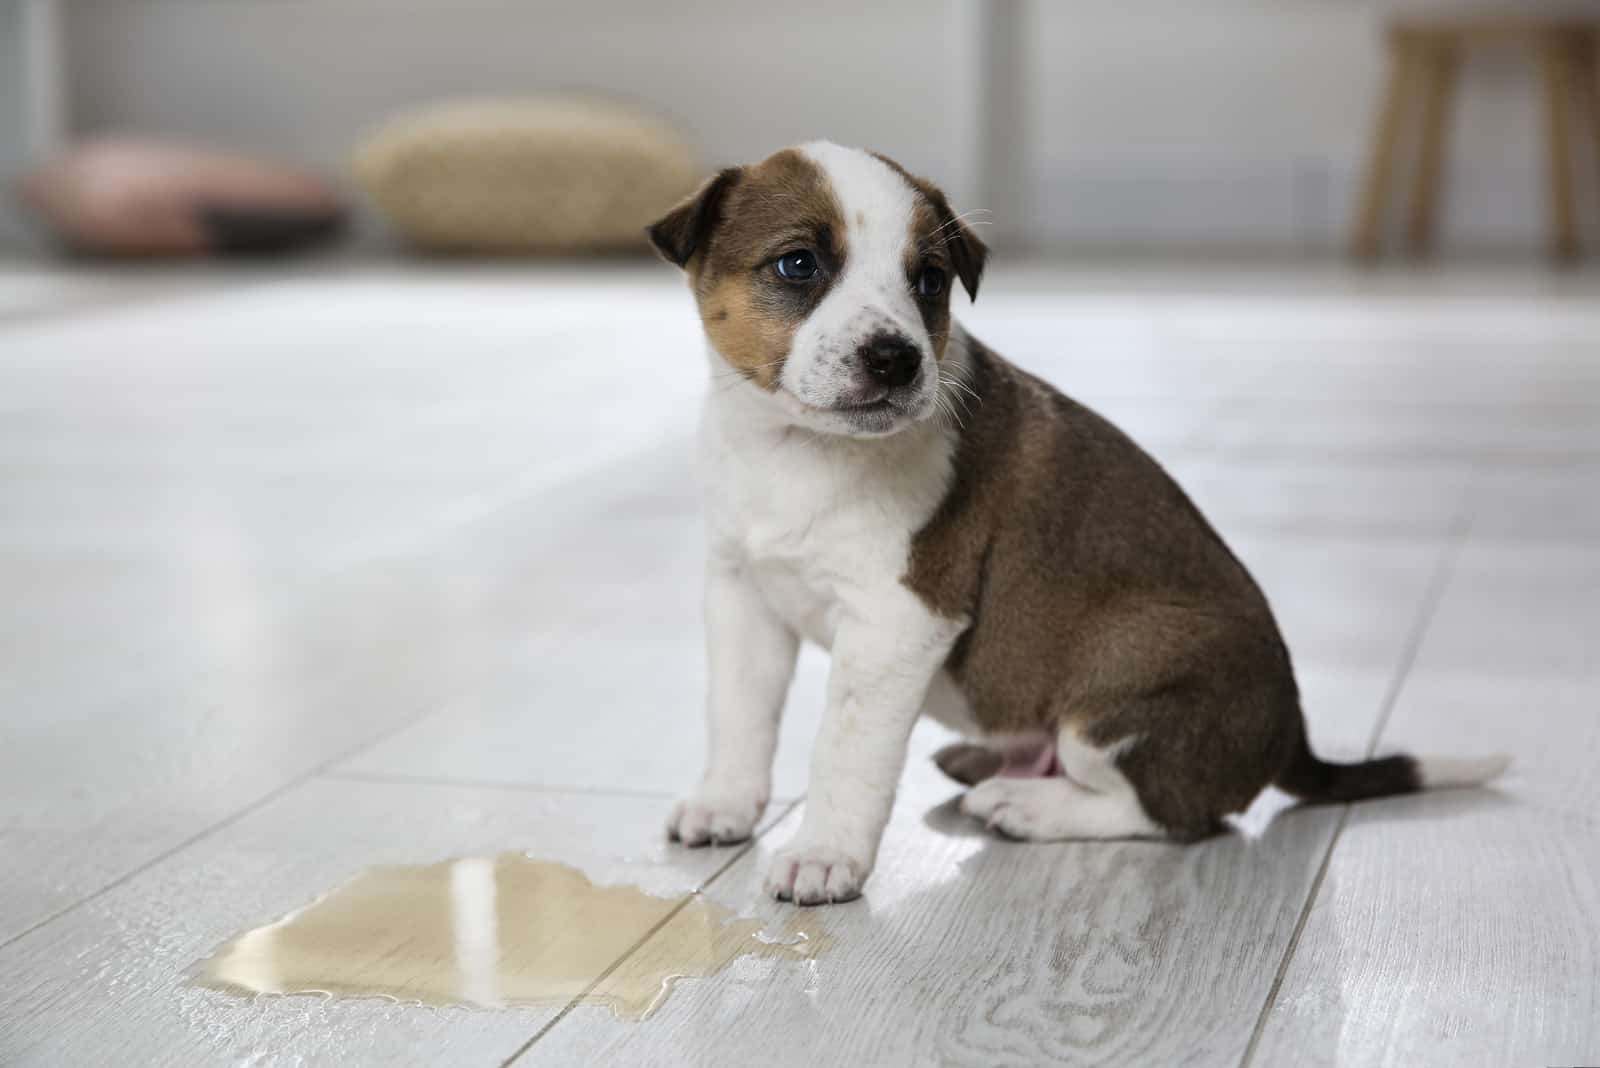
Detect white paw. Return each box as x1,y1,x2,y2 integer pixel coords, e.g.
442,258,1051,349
764,842,865,906
667,785,767,847
961,777,1051,840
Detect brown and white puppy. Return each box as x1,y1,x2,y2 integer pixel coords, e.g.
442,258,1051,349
650,142,1507,906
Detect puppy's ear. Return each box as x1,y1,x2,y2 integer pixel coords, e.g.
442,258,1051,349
928,190,989,302
646,167,741,268
875,151,990,301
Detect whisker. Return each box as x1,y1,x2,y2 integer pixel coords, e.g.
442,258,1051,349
932,382,967,431
942,374,980,403
928,208,993,236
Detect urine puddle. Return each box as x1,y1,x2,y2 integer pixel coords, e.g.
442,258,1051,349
197,853,828,1020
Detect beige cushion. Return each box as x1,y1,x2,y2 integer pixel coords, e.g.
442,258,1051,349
353,98,699,253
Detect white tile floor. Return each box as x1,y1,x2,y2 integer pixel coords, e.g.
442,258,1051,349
1,261,1596,1067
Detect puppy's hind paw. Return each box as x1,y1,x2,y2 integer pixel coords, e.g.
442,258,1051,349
961,777,1062,841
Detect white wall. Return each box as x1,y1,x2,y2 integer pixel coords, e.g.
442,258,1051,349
1,0,63,246
0,4,26,179
1022,1,1596,255
52,0,1600,256
60,1,962,187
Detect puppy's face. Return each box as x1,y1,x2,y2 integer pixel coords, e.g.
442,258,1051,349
649,142,987,438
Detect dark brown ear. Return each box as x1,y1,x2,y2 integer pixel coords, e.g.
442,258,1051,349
928,189,989,302
646,167,741,268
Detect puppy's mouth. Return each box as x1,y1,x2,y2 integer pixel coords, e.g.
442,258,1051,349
807,386,933,436
831,392,903,415
827,372,930,414
775,369,935,436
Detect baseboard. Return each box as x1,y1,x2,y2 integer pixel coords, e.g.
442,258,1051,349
1023,159,1584,257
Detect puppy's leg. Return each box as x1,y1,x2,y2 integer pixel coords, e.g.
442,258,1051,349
932,735,1055,786
668,560,798,846
766,593,963,905
961,727,1162,842
933,742,1003,786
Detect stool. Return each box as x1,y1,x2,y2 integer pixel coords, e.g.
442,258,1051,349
1349,17,1600,263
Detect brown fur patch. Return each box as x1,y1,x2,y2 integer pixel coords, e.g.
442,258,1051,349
904,339,1304,840
871,152,988,303
650,149,847,391
905,195,956,361
699,277,791,387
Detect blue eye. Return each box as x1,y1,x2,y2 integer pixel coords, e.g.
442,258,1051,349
774,250,819,282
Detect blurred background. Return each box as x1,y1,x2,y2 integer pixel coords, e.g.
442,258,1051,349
5,0,1600,261
4,4,1600,1065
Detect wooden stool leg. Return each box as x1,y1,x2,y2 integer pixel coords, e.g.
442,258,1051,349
1407,38,1458,256
1350,31,1420,261
1579,33,1600,224
1539,32,1580,263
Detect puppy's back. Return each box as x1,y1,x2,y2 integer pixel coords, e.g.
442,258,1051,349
905,334,1286,737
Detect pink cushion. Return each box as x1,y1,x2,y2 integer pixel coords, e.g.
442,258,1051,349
16,138,343,256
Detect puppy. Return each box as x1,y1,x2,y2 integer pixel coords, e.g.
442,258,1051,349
649,142,1507,906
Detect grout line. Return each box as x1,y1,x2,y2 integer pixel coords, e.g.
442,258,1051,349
317,769,685,800
0,697,452,954
1357,482,1477,762
1238,469,1479,1068
0,783,306,954
499,798,804,1067
1238,804,1351,1064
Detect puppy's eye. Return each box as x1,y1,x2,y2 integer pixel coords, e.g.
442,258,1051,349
916,266,947,299
774,249,819,282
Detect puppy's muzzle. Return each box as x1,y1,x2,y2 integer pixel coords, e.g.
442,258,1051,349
857,332,922,390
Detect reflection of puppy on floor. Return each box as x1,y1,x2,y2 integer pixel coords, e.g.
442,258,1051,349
650,141,1509,906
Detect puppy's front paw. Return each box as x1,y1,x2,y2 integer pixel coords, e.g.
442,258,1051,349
765,843,865,906
667,786,767,847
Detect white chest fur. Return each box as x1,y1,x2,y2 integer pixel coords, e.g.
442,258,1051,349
699,380,957,651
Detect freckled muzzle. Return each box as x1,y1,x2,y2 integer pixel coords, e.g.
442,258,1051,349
817,327,940,438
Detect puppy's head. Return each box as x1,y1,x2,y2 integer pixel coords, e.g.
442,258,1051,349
648,142,987,438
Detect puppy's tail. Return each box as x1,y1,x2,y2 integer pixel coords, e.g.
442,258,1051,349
1276,737,1509,805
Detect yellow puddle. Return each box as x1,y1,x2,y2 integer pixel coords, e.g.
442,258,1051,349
198,853,828,1020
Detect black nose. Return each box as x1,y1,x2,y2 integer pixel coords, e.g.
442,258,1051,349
858,333,922,389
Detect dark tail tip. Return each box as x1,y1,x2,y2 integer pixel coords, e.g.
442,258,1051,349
1277,749,1421,805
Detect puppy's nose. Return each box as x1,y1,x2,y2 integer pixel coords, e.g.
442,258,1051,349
858,333,922,389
